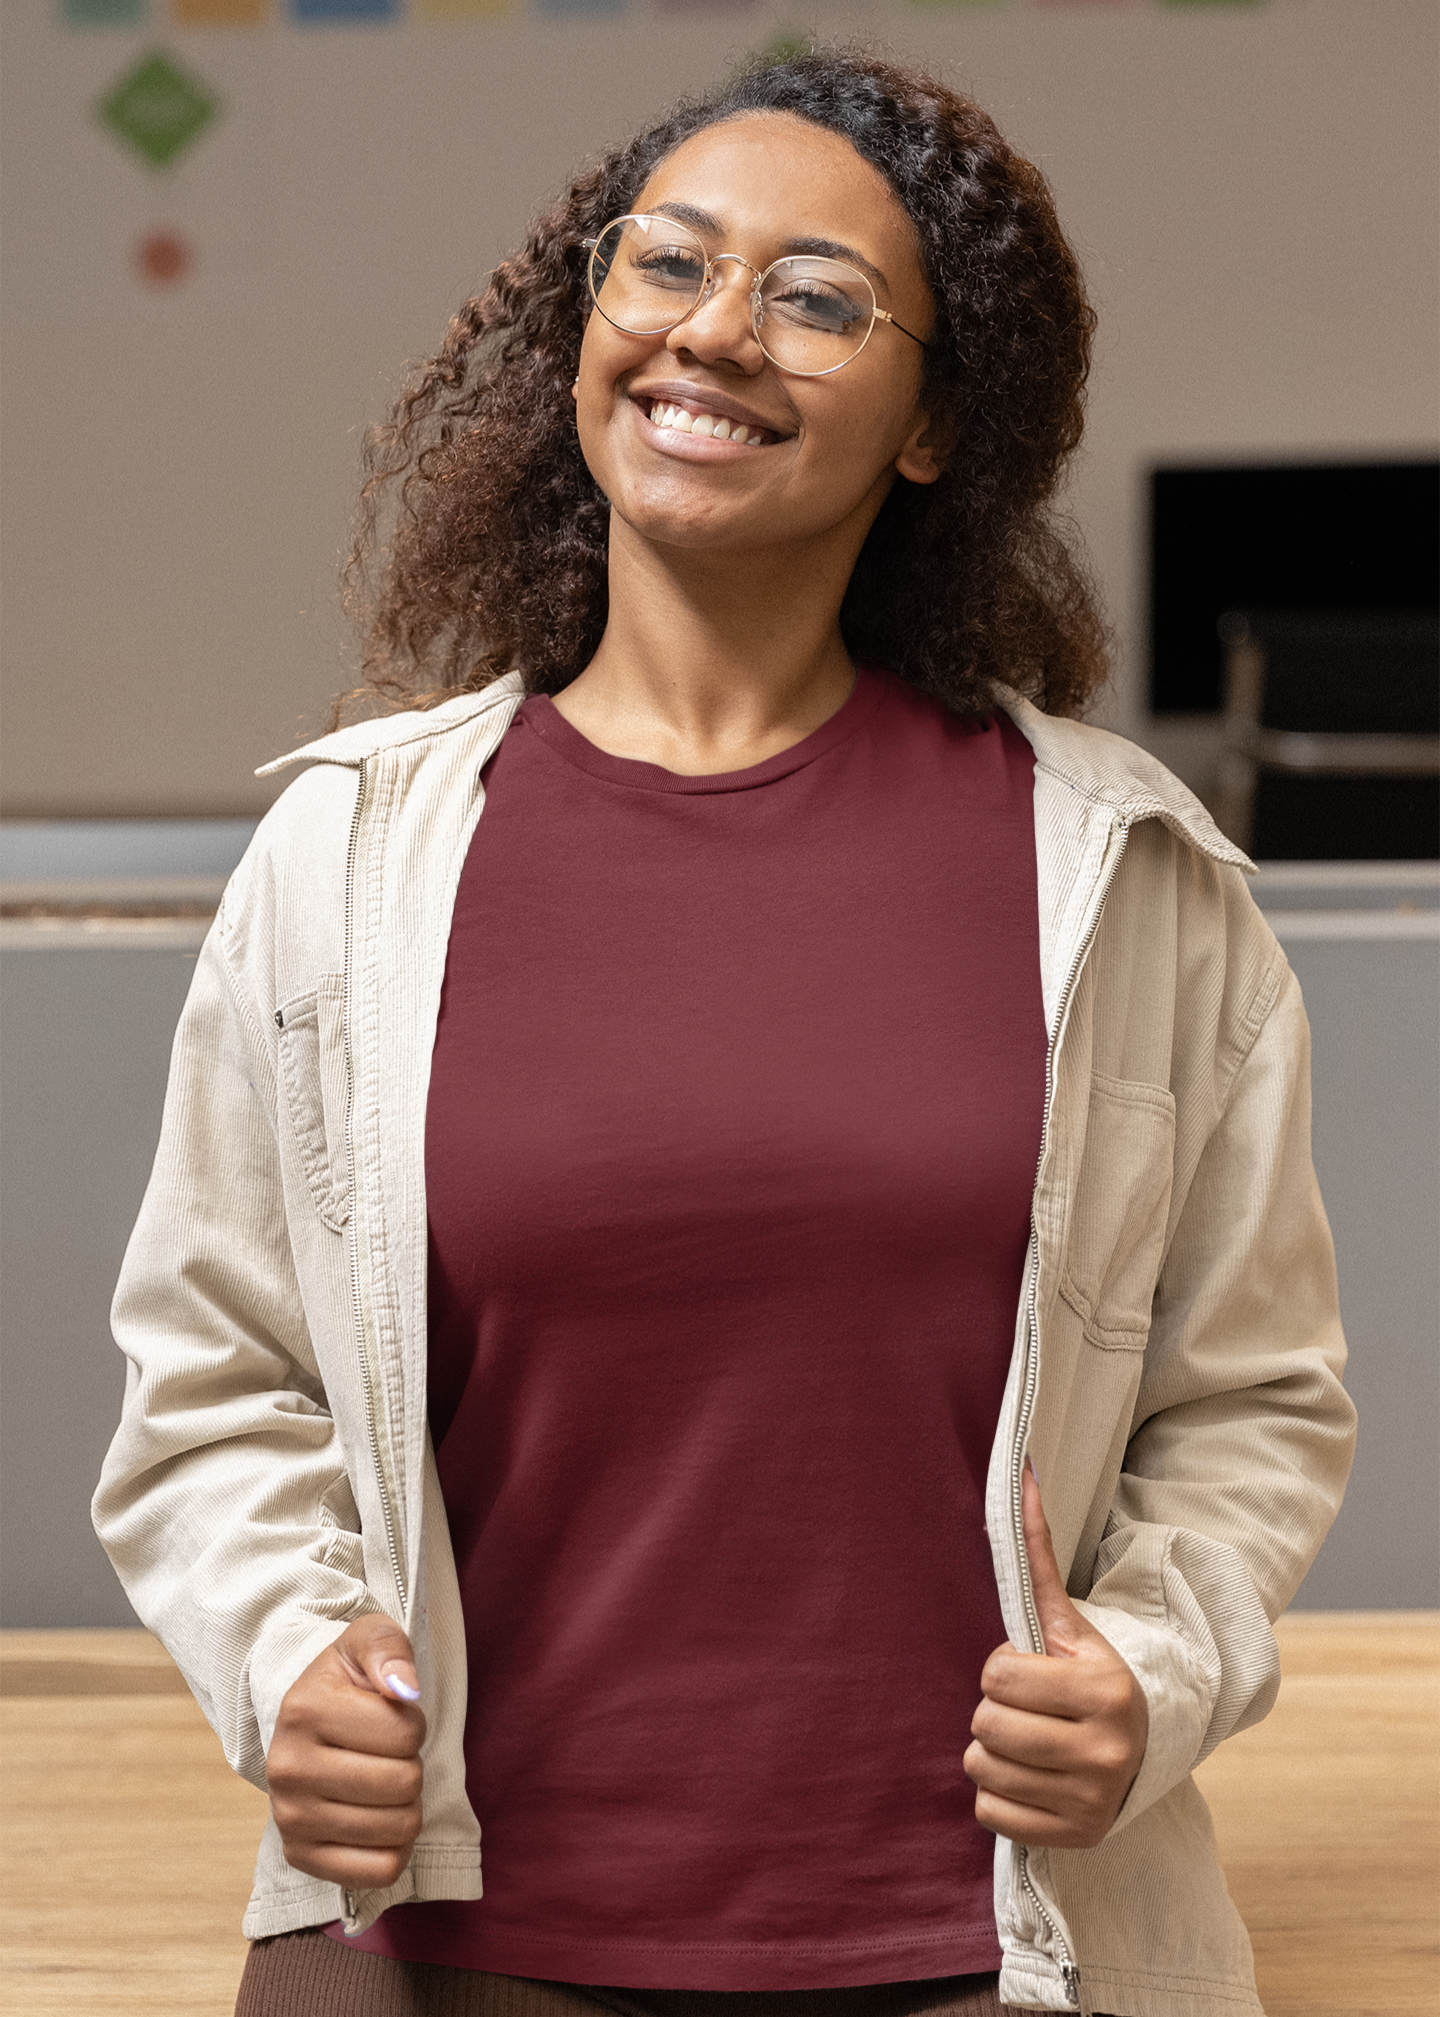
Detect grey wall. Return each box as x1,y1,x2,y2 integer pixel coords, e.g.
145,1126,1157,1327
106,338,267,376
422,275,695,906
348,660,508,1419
1,938,200,1627
1278,914,1440,1609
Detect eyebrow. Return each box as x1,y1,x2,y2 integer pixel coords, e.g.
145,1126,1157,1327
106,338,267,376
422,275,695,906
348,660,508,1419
648,202,891,295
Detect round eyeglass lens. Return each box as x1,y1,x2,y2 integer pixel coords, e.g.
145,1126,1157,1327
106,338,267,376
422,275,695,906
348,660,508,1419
589,215,708,336
755,257,878,375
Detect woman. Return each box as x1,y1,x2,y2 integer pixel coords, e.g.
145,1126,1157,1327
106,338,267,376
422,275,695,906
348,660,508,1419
94,48,1354,2017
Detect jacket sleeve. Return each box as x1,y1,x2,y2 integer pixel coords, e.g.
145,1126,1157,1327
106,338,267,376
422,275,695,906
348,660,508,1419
92,903,381,1790
1076,951,1356,1831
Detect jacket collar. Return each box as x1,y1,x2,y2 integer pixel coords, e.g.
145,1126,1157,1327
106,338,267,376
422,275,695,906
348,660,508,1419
256,674,527,777
994,687,1254,873
258,672,1251,875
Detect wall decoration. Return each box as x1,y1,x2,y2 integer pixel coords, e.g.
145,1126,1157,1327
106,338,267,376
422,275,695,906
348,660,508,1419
61,0,148,23
97,50,221,169
172,0,269,23
134,227,196,284
53,0,1286,30
752,30,811,60
413,0,514,19
535,0,626,18
289,0,399,20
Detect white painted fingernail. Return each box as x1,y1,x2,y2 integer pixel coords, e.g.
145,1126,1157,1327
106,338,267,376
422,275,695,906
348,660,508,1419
383,1671,421,1702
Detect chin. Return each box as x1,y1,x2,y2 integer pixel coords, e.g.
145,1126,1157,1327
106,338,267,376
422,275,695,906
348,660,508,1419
610,486,761,554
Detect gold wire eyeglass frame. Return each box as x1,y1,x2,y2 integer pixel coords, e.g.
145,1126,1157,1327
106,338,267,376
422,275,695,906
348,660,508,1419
583,213,927,379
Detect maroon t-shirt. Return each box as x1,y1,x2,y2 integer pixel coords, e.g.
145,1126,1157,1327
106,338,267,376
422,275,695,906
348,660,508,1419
346,668,1044,1988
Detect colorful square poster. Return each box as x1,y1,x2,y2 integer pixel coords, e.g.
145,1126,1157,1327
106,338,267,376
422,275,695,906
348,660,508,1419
62,0,147,24
172,0,268,18
535,0,624,18
289,0,398,21
413,0,512,17
97,50,221,167
173,0,268,19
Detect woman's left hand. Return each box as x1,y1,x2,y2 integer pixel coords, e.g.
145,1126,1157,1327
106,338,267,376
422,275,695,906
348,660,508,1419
964,1463,1149,1849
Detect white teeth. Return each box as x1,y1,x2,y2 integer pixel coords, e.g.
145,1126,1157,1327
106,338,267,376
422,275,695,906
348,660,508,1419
647,402,763,444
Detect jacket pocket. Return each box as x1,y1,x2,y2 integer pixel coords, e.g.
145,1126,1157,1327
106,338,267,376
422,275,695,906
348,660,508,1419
1059,1072,1176,1351
276,976,350,1231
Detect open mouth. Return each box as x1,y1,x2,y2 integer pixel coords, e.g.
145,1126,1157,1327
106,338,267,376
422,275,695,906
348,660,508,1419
635,395,781,448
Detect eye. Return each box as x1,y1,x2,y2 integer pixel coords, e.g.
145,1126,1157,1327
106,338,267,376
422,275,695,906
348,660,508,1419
631,243,707,291
763,275,870,336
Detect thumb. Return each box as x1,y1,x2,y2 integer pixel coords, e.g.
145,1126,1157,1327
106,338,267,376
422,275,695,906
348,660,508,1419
340,1612,422,1703
1022,1456,1088,1656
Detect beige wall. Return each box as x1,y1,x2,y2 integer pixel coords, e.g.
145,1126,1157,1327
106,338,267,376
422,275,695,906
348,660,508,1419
2,0,1436,816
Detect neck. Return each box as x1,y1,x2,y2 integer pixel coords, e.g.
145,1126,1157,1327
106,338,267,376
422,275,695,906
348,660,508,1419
551,517,865,775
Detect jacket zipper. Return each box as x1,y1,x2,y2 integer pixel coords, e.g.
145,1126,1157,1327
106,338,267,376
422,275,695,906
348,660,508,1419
341,755,410,1935
1010,812,1130,2013
343,756,408,1615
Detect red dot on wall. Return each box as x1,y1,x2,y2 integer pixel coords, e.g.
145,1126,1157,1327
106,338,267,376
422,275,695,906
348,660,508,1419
134,230,195,288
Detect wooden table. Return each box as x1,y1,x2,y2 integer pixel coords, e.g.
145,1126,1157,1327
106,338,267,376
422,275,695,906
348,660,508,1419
1,1615,1435,2016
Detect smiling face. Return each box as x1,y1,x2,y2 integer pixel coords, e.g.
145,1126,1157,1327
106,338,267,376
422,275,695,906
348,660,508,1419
574,112,942,564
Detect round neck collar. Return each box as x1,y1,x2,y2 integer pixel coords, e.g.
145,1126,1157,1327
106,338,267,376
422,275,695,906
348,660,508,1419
516,666,888,795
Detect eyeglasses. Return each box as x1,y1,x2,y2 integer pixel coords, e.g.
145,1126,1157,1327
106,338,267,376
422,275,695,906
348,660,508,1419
583,213,927,379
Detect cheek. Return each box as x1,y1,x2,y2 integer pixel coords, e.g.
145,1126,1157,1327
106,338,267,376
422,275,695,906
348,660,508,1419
574,319,605,413
572,325,625,483
574,320,660,477
809,378,923,487
576,313,647,412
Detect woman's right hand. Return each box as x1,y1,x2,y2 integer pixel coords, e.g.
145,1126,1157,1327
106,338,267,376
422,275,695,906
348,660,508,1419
266,1614,427,1890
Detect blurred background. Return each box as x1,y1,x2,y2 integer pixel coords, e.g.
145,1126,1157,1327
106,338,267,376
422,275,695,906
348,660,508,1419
2,0,1437,1627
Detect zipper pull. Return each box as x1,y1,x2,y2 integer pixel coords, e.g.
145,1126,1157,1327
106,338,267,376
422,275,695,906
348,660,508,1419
1061,1962,1082,2008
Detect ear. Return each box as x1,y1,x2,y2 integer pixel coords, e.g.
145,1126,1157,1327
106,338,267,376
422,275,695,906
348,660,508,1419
893,404,955,488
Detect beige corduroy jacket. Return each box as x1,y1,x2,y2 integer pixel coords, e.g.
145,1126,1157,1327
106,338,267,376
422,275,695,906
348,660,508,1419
94,676,1355,2017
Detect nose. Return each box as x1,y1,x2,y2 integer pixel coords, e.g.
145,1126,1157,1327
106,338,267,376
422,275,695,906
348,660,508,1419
665,254,765,372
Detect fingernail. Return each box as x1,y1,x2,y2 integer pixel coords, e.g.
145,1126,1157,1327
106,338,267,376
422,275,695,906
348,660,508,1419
382,1670,421,1702
1028,1453,1041,1487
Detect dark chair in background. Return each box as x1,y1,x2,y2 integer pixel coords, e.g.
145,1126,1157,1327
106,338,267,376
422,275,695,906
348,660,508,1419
1214,611,1440,859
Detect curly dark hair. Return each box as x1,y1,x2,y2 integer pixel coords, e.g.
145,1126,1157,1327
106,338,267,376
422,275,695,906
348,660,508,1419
345,45,1109,720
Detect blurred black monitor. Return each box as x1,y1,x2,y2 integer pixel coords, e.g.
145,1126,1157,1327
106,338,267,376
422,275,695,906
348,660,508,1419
1149,461,1440,714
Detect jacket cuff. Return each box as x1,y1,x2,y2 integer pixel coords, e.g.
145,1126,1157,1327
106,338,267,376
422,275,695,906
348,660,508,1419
248,1609,367,1758
1073,1600,1215,1833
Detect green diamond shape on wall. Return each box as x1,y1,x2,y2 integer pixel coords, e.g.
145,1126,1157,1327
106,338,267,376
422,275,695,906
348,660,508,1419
98,51,220,171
